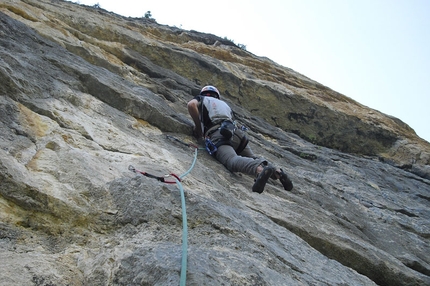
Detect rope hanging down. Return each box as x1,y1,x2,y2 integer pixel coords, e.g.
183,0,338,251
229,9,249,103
129,135,200,286
177,146,198,286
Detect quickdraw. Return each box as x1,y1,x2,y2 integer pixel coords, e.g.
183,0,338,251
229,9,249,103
128,165,181,184
128,134,201,286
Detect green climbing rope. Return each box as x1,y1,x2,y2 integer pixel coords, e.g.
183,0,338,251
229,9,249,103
176,146,199,286
133,135,200,285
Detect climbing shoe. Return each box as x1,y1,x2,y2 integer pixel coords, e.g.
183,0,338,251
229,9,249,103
278,168,293,191
252,165,275,194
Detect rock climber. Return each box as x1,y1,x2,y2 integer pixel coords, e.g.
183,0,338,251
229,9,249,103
187,85,293,193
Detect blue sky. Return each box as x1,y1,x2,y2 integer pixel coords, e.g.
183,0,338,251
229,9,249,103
68,0,430,143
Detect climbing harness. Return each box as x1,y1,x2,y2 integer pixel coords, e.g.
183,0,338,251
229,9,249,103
129,135,200,286
240,124,249,131
205,137,218,155
219,120,236,139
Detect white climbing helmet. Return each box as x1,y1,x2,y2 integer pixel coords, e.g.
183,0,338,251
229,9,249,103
200,85,220,99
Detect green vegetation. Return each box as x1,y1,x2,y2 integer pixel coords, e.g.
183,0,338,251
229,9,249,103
144,11,152,19
237,43,247,50
223,37,247,50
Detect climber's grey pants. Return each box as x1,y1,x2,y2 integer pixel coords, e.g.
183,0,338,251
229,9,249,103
211,130,266,176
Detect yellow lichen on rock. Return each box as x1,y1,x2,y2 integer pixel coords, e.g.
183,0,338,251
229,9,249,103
18,103,50,139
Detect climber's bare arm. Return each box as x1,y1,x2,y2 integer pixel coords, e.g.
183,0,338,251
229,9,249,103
187,99,203,139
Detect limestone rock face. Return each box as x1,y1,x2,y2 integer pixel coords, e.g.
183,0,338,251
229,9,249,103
0,1,429,285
